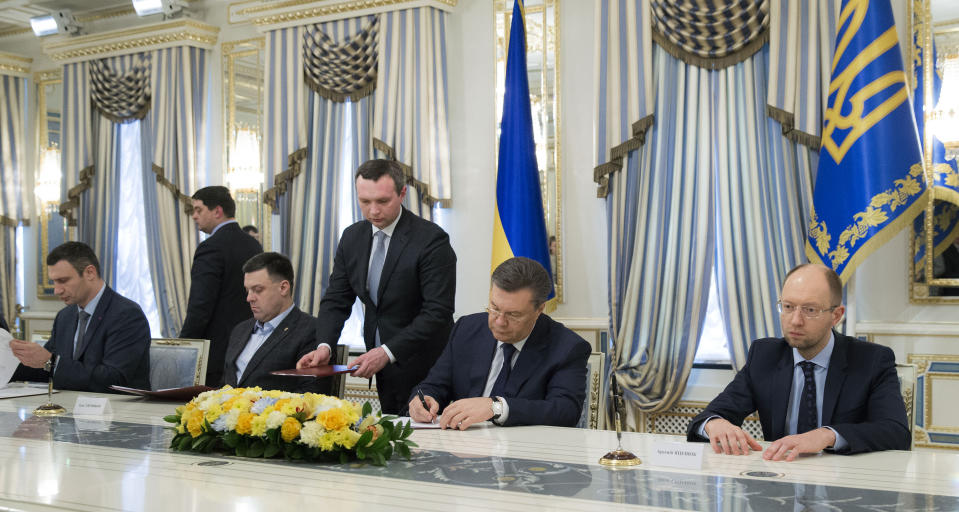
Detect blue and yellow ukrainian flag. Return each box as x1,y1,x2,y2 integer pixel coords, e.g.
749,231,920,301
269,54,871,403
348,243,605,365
911,13,959,277
807,0,925,283
491,0,555,306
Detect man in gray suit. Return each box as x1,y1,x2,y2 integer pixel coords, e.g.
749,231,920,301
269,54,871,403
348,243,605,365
223,252,335,394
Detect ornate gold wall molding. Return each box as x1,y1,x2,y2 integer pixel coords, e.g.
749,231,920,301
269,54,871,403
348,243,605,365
0,51,32,77
238,0,456,31
908,353,959,450
43,19,220,63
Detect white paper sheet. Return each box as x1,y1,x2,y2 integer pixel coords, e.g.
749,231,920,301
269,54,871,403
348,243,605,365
0,328,21,388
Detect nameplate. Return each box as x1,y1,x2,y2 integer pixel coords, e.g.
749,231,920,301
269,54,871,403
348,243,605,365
648,441,704,470
73,396,113,416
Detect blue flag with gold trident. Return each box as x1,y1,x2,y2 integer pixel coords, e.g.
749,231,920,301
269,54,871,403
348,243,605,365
491,0,555,305
807,0,925,283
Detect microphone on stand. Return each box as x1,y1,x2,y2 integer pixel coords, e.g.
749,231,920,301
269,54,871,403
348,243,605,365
599,370,641,467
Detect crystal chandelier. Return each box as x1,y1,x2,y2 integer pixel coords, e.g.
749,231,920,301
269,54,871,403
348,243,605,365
34,144,61,206
225,126,263,191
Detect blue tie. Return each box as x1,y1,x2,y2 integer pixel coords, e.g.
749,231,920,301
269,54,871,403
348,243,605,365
797,361,819,434
489,344,517,398
74,310,90,359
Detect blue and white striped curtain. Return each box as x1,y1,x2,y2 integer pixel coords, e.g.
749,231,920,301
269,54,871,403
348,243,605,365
264,19,373,314
61,54,151,286
714,47,817,370
766,0,839,149
0,73,27,325
374,7,451,218
608,45,714,415
142,46,206,336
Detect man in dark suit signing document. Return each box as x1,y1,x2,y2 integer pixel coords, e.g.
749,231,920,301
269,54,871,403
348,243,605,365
297,159,456,414
687,263,910,459
10,242,150,392
409,257,591,429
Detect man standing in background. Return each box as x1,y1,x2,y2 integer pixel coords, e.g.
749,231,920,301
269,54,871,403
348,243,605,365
181,185,262,386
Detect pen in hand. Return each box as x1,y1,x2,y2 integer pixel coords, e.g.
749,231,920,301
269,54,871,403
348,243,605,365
416,387,434,422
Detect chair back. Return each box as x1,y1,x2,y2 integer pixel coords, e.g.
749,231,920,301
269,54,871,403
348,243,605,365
895,362,917,448
329,345,350,398
576,352,606,429
149,338,210,390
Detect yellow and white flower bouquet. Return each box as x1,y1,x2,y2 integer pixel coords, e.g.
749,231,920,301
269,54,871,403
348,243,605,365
164,387,415,465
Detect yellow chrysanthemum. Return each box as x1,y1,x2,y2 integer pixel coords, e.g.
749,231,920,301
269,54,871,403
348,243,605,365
204,403,223,423
337,428,361,449
251,414,268,437
281,417,301,442
186,409,204,438
317,407,351,431
235,412,255,435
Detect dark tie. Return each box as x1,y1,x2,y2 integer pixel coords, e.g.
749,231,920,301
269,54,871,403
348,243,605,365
489,343,517,398
74,310,91,359
797,361,818,434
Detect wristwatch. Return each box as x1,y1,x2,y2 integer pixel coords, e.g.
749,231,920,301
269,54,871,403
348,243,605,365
491,397,504,421
43,356,53,373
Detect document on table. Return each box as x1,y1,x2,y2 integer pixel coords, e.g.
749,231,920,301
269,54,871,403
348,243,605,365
395,416,443,429
0,328,20,387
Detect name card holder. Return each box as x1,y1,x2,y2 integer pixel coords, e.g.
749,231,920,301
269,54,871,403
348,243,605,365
73,395,113,416
648,441,704,470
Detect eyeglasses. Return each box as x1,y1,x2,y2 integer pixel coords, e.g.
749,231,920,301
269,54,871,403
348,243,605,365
776,301,838,319
485,306,529,323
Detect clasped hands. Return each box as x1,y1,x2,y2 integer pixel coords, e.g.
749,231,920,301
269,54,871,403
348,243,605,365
408,395,494,430
704,417,836,461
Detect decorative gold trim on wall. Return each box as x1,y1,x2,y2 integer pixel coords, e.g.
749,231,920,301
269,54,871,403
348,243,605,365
0,51,32,77
44,19,220,63
240,0,456,29
908,353,959,450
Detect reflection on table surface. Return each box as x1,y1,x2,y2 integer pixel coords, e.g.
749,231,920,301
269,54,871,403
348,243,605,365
1,391,958,511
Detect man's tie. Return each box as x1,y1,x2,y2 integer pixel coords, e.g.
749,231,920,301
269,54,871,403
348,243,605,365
367,231,387,347
74,310,91,359
797,361,818,434
489,343,517,398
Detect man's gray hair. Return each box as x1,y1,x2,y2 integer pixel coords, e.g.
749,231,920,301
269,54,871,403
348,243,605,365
491,257,553,306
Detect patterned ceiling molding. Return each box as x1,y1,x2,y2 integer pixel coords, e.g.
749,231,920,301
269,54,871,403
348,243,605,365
238,0,456,32
0,51,32,77
43,19,219,64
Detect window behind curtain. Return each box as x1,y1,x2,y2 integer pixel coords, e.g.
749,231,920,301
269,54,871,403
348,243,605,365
116,121,161,337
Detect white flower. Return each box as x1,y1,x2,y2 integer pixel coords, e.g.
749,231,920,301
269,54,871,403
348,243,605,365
266,410,286,430
224,409,242,430
299,421,324,448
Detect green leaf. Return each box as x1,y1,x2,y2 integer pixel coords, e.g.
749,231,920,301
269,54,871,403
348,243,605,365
178,435,193,451
379,415,398,422
402,421,413,438
362,402,372,417
263,443,280,458
163,415,181,424
222,431,239,448
404,440,419,448
339,451,348,464
247,441,265,458
356,429,373,448
396,442,411,460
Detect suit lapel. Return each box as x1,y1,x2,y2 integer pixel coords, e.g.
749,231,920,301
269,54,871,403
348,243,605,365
375,209,411,304
469,328,498,397
239,309,299,385
60,307,79,361
503,316,550,397
75,287,113,360
225,318,256,385
821,332,848,426
770,345,795,439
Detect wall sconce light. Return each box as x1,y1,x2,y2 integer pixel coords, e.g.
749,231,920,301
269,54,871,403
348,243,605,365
35,145,62,208
29,11,80,37
225,126,263,192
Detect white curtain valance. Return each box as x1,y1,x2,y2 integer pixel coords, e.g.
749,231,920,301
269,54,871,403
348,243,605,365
303,16,379,102
90,53,152,123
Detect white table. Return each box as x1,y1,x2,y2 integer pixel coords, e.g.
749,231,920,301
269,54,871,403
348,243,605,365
0,391,958,511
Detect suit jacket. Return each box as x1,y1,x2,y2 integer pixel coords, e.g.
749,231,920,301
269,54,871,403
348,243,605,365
686,332,910,454
414,313,591,427
223,307,334,394
14,286,151,393
180,221,262,386
316,207,456,411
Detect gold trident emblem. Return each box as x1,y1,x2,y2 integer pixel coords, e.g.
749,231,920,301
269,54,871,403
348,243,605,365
821,0,910,165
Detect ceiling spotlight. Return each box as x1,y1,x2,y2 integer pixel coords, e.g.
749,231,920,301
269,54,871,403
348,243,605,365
30,11,80,37
132,0,184,17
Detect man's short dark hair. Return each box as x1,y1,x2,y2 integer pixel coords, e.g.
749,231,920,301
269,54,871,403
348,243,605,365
242,225,259,235
192,186,236,218
354,159,406,195
491,257,553,306
784,263,843,306
47,241,101,278
243,252,295,290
